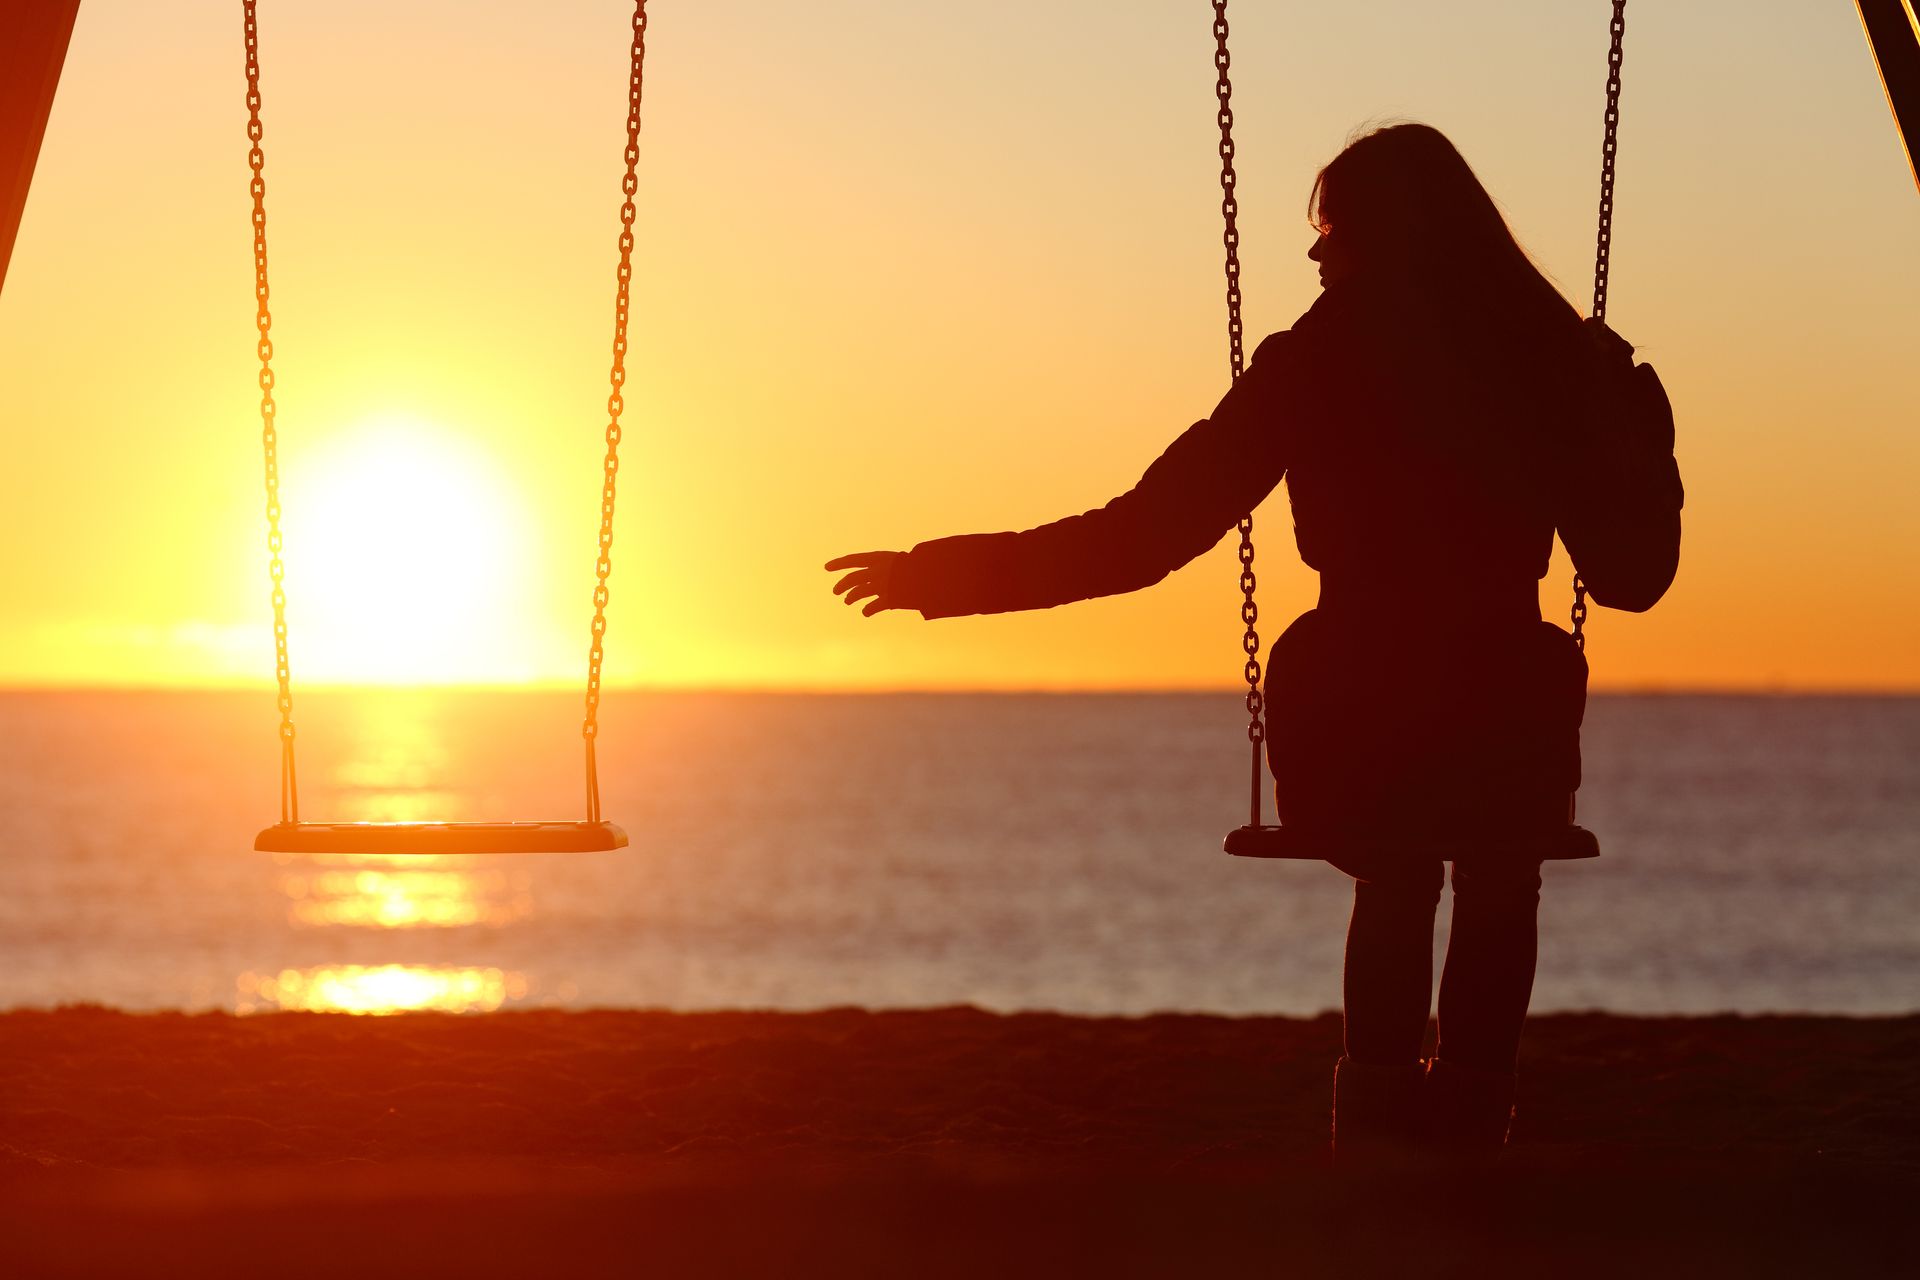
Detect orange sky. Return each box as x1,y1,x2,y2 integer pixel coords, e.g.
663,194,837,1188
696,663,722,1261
1,0,1915,691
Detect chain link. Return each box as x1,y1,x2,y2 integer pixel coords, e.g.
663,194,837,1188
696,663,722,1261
244,0,297,822
582,0,648,822
1212,0,1265,826
1572,0,1627,654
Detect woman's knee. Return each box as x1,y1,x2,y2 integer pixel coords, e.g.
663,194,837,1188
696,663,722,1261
1450,858,1542,908
1344,858,1445,912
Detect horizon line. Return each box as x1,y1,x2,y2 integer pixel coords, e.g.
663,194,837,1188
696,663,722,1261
1,681,1916,699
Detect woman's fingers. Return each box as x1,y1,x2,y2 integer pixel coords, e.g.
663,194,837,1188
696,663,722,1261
826,550,902,616
824,552,889,572
834,572,875,601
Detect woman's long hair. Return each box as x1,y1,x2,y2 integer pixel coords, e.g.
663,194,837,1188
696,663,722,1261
1310,123,1584,348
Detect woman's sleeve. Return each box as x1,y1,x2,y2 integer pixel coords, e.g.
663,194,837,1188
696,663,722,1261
1555,321,1684,613
891,330,1305,619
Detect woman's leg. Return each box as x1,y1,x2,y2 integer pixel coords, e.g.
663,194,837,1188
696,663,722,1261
1435,858,1544,1071
1328,857,1445,1163
1337,857,1446,1065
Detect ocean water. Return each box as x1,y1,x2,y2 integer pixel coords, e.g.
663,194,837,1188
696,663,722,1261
0,691,1914,1016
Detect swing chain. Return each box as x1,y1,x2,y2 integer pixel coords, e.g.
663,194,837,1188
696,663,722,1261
1213,0,1264,824
1590,0,1627,326
244,0,297,822
581,0,648,822
1213,3,1247,382
1573,0,1627,654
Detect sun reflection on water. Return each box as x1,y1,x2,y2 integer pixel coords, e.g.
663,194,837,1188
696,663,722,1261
245,692,547,1011
236,965,529,1015
268,691,538,930
276,853,532,929
330,690,466,824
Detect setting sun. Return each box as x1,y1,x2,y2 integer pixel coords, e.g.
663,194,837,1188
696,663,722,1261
279,417,539,685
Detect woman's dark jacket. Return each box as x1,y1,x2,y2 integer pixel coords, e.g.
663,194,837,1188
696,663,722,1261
890,278,1681,834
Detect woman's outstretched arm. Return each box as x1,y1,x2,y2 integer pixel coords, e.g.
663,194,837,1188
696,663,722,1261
828,329,1310,620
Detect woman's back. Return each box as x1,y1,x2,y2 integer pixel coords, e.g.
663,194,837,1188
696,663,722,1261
1280,275,1579,629
1260,272,1603,833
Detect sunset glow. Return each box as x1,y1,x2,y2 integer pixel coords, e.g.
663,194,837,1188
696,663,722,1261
0,1,1914,691
282,419,537,685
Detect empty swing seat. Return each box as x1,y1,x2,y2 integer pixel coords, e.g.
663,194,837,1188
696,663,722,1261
1224,823,1599,862
254,821,628,856
236,9,647,865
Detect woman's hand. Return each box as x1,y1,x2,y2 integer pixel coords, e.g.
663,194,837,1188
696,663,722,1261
825,551,907,617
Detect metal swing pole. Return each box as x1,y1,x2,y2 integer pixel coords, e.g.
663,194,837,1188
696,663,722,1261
0,0,82,299
1856,0,1920,194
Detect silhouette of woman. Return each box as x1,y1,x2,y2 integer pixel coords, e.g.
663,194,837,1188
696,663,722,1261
827,123,1679,1163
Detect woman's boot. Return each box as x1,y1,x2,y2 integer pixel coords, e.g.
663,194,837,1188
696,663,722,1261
1423,1057,1516,1162
1331,1056,1426,1166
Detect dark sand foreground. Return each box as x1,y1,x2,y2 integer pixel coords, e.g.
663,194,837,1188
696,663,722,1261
2,1008,1915,1277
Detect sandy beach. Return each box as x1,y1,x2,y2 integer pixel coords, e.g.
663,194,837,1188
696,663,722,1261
2,1007,1914,1277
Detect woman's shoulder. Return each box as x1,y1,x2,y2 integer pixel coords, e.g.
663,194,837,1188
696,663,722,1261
1249,282,1385,374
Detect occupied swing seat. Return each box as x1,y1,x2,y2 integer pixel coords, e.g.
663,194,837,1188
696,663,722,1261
1228,600,1599,865
254,821,628,855
1224,819,1598,861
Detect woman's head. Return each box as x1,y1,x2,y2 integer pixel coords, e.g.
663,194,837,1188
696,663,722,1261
1307,123,1579,329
